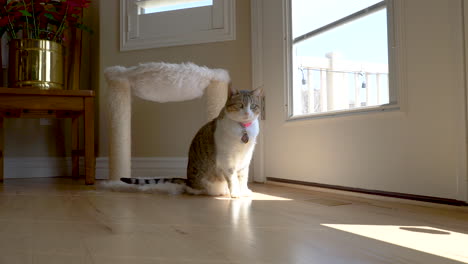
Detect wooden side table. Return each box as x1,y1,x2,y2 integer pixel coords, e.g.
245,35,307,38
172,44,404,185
0,88,95,185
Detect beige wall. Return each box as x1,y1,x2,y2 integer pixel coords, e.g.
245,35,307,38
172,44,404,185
4,119,69,157
97,0,252,157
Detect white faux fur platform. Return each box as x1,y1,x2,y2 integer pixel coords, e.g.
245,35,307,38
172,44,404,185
104,62,230,102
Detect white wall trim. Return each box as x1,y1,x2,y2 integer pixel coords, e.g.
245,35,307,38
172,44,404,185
251,0,265,183
5,157,76,179
97,157,188,179
388,0,408,113
4,157,188,180
462,0,468,202
267,180,468,209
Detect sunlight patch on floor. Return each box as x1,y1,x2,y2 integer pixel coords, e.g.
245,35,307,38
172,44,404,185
215,192,293,201
322,224,468,263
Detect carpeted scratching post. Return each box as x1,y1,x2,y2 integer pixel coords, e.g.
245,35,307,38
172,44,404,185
106,76,132,181
205,80,229,121
104,62,230,181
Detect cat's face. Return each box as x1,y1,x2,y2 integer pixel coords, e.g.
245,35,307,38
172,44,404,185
225,87,263,123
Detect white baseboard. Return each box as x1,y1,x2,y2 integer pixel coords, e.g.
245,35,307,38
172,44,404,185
4,157,76,179
5,157,188,180
96,157,188,179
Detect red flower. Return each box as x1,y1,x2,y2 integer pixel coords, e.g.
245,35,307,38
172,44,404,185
66,0,90,8
0,17,9,28
0,0,92,43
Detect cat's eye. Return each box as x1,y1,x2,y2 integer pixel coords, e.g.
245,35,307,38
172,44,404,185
251,104,258,110
238,104,244,109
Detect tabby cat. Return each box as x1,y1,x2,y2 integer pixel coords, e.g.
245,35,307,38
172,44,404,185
121,86,263,198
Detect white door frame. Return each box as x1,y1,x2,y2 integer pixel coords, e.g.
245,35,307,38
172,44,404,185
251,0,265,182
463,0,468,203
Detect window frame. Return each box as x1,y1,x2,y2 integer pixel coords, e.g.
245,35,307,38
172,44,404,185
120,0,236,51
284,0,405,121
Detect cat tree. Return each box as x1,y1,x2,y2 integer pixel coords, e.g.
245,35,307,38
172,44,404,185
104,62,230,181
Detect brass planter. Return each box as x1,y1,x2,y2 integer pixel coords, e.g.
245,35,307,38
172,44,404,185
8,39,64,90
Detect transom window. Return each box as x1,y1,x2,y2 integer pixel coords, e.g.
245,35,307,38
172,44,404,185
121,0,235,51
136,0,213,15
289,0,395,118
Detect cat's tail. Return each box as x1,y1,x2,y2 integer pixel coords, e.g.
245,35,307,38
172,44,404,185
119,177,207,195
120,177,186,185
119,177,188,195
99,177,187,195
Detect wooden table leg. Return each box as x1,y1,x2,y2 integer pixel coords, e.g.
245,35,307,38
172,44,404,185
71,117,79,179
0,117,3,183
84,97,95,185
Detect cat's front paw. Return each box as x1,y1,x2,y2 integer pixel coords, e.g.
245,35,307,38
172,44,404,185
240,188,253,197
229,190,242,199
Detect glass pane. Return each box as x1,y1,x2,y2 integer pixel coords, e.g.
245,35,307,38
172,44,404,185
291,7,389,117
292,0,383,39
136,0,213,14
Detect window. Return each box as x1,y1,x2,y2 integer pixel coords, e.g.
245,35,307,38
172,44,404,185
137,0,213,14
289,0,397,118
120,0,235,51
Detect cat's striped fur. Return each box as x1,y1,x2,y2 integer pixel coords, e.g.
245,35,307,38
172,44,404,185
121,86,262,198
120,178,186,185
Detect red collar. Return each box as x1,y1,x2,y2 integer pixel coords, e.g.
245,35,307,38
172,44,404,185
240,122,252,128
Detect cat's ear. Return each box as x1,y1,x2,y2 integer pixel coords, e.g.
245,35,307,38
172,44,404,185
252,87,264,97
228,83,239,97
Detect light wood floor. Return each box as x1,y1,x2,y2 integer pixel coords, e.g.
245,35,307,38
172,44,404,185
0,178,467,264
